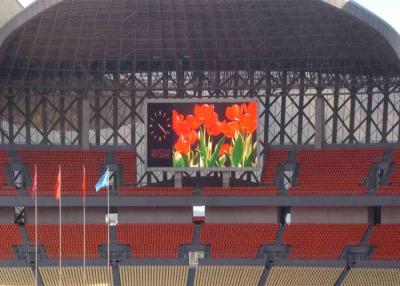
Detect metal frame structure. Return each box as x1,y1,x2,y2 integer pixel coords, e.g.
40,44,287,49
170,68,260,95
0,0,400,183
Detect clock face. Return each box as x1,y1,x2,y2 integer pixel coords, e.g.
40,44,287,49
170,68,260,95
149,110,172,143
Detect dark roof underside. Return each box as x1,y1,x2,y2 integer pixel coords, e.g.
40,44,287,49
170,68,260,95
0,0,399,88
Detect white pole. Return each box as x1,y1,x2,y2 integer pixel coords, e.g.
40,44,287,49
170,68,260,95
59,166,62,286
83,166,86,286
34,165,38,286
107,170,110,269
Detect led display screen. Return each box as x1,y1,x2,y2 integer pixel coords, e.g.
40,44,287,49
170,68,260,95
147,100,258,169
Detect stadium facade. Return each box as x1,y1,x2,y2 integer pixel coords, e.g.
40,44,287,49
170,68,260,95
0,0,399,285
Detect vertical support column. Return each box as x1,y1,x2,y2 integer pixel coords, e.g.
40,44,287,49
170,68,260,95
175,172,183,189
366,76,373,144
222,172,230,188
7,96,13,144
297,72,305,144
349,74,357,144
315,73,325,149
59,95,65,146
42,96,48,145
113,92,118,146
315,96,325,149
381,80,390,143
332,73,340,144
279,71,287,145
25,96,31,145
81,97,90,150
264,70,271,147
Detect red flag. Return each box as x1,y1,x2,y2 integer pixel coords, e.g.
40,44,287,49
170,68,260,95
31,165,37,199
82,166,86,200
55,166,61,200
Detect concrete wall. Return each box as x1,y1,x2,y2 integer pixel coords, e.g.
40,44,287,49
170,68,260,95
0,207,15,223
381,207,400,224
118,207,193,223
291,207,368,224
205,207,278,223
0,0,23,28
25,207,106,224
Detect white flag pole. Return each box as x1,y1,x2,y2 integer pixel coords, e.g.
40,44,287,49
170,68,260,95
83,165,86,286
34,164,38,286
107,168,110,269
59,165,62,286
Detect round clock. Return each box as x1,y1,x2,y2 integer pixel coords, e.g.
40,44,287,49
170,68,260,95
149,110,172,142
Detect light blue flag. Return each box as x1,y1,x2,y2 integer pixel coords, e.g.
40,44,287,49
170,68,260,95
95,168,109,192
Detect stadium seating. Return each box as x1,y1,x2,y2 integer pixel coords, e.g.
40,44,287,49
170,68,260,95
194,266,264,286
199,224,279,258
203,186,278,196
0,151,16,195
342,268,400,286
289,149,383,196
0,224,23,260
26,224,108,259
117,224,194,259
120,266,189,286
115,150,137,186
265,266,343,286
118,186,192,196
379,149,400,195
18,150,106,196
368,224,400,260
40,266,113,286
261,149,289,185
0,267,35,286
281,224,368,259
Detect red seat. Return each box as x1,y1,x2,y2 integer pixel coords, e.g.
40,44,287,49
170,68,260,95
282,224,367,259
378,150,400,196
0,151,16,195
115,150,137,186
261,150,289,185
200,224,279,259
368,224,400,260
289,149,383,196
118,186,192,196
0,224,22,259
19,150,106,196
117,224,194,259
203,186,278,196
26,224,107,259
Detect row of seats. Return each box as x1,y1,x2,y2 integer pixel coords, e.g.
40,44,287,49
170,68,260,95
0,151,16,195
117,224,194,259
1,266,399,286
2,148,400,197
26,224,108,260
19,150,106,197
120,266,188,286
0,224,22,259
281,224,368,260
379,149,400,196
289,149,384,196
202,186,278,196
261,150,289,185
2,224,400,260
200,224,279,259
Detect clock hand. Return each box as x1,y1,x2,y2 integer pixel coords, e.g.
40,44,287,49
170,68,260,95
158,123,168,136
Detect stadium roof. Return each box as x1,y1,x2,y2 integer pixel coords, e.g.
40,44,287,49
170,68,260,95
0,0,23,29
0,0,400,81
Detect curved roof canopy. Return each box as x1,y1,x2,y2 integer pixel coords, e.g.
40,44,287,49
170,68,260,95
0,0,399,89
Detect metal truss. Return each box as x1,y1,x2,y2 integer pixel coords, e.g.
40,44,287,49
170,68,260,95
1,0,400,184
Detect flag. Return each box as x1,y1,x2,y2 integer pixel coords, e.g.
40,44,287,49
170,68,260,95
55,166,61,200
95,168,109,192
31,165,37,199
82,166,86,199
